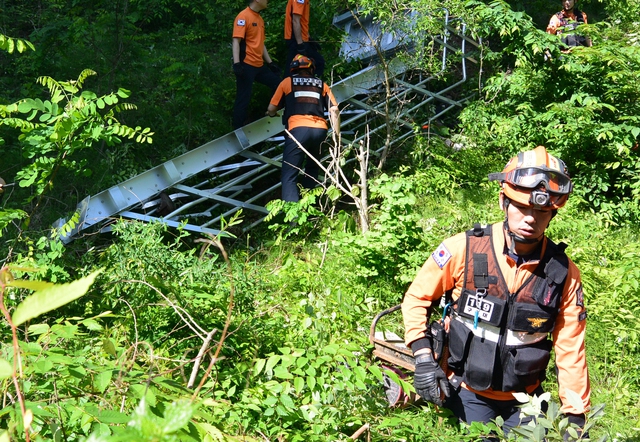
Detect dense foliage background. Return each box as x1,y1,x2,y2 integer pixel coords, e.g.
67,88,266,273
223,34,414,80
1,0,640,440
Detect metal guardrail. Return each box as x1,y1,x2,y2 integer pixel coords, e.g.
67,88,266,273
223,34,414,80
53,10,480,243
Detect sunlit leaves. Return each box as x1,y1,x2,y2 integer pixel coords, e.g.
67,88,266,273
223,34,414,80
0,34,35,54
10,269,103,326
1,70,154,201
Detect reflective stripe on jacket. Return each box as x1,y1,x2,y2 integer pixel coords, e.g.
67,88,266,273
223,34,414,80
270,74,337,130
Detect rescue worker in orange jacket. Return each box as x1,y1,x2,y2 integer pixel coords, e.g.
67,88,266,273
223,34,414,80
266,54,339,202
547,0,592,48
232,0,281,129
0,177,5,204
402,146,590,438
283,0,325,78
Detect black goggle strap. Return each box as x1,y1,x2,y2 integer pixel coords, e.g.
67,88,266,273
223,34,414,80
472,253,489,329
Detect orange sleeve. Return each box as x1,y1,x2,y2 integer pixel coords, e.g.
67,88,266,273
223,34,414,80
269,79,290,108
284,0,310,41
233,9,248,39
547,14,560,34
402,232,466,349
233,9,265,67
552,261,591,414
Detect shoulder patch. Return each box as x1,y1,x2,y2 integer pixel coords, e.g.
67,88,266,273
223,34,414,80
576,284,584,308
296,0,305,3
432,243,452,269
237,19,246,26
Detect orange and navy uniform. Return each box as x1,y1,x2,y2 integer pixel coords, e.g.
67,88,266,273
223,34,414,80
547,9,588,35
284,0,310,42
233,7,266,67
402,222,590,415
269,76,337,130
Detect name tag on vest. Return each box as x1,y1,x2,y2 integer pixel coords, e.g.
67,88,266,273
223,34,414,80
463,296,495,321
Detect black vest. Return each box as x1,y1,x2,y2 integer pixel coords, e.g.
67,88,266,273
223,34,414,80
556,10,588,47
447,225,569,392
283,75,326,127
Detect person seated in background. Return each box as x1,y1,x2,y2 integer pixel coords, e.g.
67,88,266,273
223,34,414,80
547,0,592,49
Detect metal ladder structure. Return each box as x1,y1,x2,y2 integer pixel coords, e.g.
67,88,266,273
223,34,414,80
54,10,480,243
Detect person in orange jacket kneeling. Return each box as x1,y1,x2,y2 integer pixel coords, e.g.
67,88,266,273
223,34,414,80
402,146,590,440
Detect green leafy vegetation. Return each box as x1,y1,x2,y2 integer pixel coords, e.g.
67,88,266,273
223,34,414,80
2,0,640,440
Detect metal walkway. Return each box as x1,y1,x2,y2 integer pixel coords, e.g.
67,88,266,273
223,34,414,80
54,10,480,243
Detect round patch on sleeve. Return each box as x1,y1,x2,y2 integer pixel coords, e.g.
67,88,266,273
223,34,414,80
237,19,246,26
431,243,452,269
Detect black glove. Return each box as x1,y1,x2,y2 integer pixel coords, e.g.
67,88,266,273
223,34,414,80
563,413,588,441
413,351,450,406
296,42,308,56
233,62,244,78
267,62,281,75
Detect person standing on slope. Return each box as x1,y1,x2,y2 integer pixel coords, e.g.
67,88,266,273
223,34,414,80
402,146,590,440
232,0,282,129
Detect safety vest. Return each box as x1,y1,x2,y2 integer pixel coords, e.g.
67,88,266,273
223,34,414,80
556,10,588,47
447,224,569,392
283,75,326,126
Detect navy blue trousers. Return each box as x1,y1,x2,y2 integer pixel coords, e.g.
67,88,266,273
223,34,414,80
232,63,280,129
281,126,327,202
445,384,546,441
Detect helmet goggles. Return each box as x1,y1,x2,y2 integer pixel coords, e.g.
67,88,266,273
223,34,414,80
502,167,572,195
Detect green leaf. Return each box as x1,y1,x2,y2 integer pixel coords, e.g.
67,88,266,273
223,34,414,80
564,388,584,413
196,422,225,442
6,279,55,291
307,376,316,390
34,359,54,374
94,370,112,393
81,318,103,331
27,323,50,336
265,355,280,375
279,393,295,410
368,365,382,382
12,269,103,326
253,358,266,376
129,384,157,407
103,339,117,357
17,100,33,113
273,365,293,380
293,376,305,393
0,358,13,380
162,399,195,434
98,409,130,424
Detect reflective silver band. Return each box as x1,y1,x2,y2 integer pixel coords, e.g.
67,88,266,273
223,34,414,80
294,91,321,99
453,315,547,346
